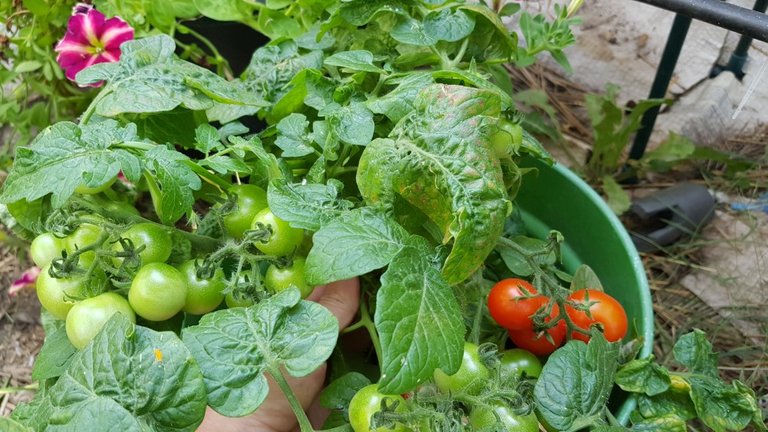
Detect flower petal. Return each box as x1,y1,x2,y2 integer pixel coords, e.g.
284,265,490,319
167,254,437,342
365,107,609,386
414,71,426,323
100,17,134,49
68,9,106,46
54,39,91,55
9,267,41,296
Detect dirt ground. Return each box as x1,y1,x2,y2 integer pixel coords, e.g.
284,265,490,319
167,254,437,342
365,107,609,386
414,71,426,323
0,247,45,416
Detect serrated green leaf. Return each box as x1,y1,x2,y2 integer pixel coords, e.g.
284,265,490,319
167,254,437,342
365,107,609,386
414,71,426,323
194,124,222,154
267,179,354,231
325,50,384,73
423,8,475,42
615,356,671,396
459,4,518,61
305,208,410,285
275,113,316,157
0,121,141,207
673,329,718,377
337,0,411,26
76,36,264,116
296,25,336,50
496,235,556,277
391,16,438,46
0,417,33,432
603,175,631,215
367,73,434,123
14,315,206,431
243,41,325,106
534,335,620,431
144,145,202,224
31,326,76,381
325,101,375,146
375,237,464,394
358,84,509,285
183,288,338,417
319,372,371,410
199,155,250,175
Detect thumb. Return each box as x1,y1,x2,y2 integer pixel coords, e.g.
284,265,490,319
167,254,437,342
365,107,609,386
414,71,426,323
307,278,360,330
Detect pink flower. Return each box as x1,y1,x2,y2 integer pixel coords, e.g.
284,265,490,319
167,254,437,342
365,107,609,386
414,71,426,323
54,4,134,85
9,267,41,296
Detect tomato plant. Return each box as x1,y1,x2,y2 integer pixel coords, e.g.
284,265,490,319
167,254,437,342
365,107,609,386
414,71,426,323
179,260,225,315
222,184,268,239
469,403,538,432
128,263,187,321
30,233,66,268
35,265,87,320
348,384,409,432
508,319,566,357
488,278,548,331
66,292,136,349
490,120,524,159
499,348,543,379
112,223,172,267
565,289,628,343
251,208,304,257
66,223,103,267
433,342,490,396
264,257,314,298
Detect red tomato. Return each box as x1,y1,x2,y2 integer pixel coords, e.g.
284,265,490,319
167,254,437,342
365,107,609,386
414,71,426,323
508,305,566,356
488,278,548,331
565,289,628,343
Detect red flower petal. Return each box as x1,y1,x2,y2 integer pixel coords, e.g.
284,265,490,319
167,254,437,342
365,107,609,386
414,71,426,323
100,17,134,50
9,267,41,296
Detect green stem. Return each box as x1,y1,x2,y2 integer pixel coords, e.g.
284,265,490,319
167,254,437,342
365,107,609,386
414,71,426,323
267,366,315,432
79,85,113,125
604,406,621,427
448,38,470,69
360,297,383,366
0,383,39,395
185,161,232,192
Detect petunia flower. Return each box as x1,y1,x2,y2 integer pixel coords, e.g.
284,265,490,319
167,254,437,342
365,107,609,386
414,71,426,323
9,267,41,296
54,4,134,85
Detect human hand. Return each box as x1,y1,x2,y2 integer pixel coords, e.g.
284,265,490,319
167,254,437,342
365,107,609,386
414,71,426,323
197,278,361,432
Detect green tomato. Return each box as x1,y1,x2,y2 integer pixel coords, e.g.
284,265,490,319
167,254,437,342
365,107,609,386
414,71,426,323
222,184,268,239
179,260,225,315
433,342,490,395
224,293,255,308
30,233,66,268
66,292,135,349
112,223,172,267
75,176,117,194
251,208,303,256
66,223,104,267
265,257,314,298
490,120,524,158
499,348,543,379
35,265,87,320
349,384,409,432
129,263,187,321
469,403,539,432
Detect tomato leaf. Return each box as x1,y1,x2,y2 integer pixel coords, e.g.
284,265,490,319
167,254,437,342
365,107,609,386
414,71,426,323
336,0,411,26
0,121,142,208
569,264,604,292
31,326,76,381
13,315,207,431
367,73,435,123
358,84,510,285
182,288,338,417
615,356,671,396
319,372,371,410
323,101,375,146
629,415,688,432
76,35,265,116
375,236,464,394
672,329,719,378
687,376,761,432
275,113,316,157
423,7,475,42
324,50,384,73
534,333,620,431
267,179,354,231
0,418,32,432
636,392,697,422
305,207,410,285
144,145,202,225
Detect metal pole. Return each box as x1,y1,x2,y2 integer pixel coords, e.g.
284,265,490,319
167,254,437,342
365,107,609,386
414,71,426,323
719,0,768,79
628,14,693,161
632,0,768,42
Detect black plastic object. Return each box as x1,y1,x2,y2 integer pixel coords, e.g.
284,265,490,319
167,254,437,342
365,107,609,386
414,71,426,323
628,183,716,252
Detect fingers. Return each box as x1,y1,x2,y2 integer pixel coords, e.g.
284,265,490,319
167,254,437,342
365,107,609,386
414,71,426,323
308,278,361,330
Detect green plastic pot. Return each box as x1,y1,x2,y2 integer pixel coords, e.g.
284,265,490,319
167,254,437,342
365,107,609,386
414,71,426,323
514,157,654,424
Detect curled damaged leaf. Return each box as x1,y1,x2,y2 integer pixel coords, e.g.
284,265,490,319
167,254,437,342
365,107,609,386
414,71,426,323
357,84,511,285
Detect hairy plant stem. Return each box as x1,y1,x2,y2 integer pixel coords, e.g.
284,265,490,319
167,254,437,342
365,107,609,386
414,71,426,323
267,366,315,432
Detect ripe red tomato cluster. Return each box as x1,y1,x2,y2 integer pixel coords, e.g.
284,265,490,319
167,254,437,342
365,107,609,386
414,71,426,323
487,278,628,356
